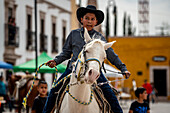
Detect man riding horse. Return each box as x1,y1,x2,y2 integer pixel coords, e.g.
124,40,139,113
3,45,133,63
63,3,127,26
44,5,131,113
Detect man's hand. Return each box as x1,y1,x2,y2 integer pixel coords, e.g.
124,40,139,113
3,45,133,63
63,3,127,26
123,71,131,79
46,60,56,68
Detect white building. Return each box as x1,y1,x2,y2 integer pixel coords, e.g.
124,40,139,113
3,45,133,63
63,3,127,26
0,0,71,89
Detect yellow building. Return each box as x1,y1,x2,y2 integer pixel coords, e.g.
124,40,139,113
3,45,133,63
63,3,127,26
70,0,170,99
71,0,79,30
108,36,170,99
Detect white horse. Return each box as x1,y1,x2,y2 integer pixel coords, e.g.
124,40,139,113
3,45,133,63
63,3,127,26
59,28,116,113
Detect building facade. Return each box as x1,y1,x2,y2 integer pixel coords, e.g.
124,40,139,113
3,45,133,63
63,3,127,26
108,36,170,99
0,0,71,89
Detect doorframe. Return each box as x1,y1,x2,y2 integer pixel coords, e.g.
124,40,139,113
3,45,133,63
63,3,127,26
150,66,169,96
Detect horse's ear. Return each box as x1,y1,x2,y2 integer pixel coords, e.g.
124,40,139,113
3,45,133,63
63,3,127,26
84,27,91,43
104,41,116,50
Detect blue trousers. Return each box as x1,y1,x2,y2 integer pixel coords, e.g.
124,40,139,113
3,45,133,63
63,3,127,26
43,69,123,113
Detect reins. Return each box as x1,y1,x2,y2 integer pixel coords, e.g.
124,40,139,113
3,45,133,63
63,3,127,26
22,63,58,108
97,68,128,86
22,43,127,108
22,62,127,108
73,50,101,82
65,84,94,105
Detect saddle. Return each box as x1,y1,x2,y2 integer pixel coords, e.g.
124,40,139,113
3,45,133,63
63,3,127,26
52,77,116,113
14,76,38,100
16,75,35,88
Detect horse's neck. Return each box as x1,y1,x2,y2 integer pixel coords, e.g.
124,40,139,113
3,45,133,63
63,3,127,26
62,74,100,113
69,59,92,102
69,75,91,102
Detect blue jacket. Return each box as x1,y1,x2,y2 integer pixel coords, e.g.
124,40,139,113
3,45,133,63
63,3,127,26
0,81,6,95
54,27,127,72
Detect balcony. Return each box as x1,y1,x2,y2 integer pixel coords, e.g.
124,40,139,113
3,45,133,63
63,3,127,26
26,30,35,50
51,35,58,53
40,33,47,52
5,24,19,47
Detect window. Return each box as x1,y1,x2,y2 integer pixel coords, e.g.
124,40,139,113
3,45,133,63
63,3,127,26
8,8,13,19
52,23,58,53
26,6,34,50
40,18,47,52
62,20,66,46
7,8,19,47
26,14,35,50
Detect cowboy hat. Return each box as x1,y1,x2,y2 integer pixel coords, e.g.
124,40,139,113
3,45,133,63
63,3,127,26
76,5,104,26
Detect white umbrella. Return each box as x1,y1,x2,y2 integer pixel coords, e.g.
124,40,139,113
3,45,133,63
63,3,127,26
103,63,123,78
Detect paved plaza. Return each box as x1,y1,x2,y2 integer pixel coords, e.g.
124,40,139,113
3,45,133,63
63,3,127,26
2,100,170,113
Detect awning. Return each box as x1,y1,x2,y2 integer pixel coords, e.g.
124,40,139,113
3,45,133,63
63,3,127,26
0,61,13,69
13,52,66,73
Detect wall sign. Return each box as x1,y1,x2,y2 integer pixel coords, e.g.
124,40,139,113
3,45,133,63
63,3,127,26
152,56,166,62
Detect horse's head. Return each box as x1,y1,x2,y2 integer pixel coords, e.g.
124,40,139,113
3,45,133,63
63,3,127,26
74,28,116,84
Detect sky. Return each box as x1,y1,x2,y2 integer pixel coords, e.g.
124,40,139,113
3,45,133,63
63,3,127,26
77,0,170,36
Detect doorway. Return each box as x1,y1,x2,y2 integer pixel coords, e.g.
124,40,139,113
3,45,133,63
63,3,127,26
150,66,169,97
154,69,167,96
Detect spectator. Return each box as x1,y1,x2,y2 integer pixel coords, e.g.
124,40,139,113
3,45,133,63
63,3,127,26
8,17,16,45
11,18,16,26
129,87,150,113
32,80,48,113
0,73,13,112
0,74,6,112
142,79,152,104
150,83,158,103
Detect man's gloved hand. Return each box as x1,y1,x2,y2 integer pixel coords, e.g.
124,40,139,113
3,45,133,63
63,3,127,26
123,71,131,79
46,60,56,68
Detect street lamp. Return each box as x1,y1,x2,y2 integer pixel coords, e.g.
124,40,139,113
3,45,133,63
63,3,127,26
34,0,38,71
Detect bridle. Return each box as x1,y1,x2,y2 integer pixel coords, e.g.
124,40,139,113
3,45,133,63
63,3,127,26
66,40,128,105
71,41,128,87
72,44,103,83
65,42,104,105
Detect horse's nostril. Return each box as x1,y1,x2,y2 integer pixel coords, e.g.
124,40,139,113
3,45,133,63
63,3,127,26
96,74,99,79
89,69,92,76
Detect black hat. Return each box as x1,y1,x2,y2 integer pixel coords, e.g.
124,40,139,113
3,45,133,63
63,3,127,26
76,5,104,26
